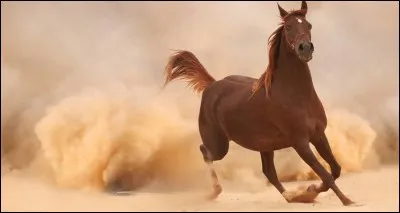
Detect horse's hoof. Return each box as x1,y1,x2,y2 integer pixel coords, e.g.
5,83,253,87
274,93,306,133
343,199,360,207
206,185,222,200
206,192,219,200
292,191,319,203
283,187,319,204
306,184,318,192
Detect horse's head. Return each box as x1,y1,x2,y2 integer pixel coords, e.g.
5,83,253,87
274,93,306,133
278,1,314,62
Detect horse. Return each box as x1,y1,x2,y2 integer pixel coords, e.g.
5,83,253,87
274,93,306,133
163,1,355,206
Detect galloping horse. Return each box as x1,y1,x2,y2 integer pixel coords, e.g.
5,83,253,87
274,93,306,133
163,1,355,206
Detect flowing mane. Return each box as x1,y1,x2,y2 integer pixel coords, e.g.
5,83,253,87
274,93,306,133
252,9,307,98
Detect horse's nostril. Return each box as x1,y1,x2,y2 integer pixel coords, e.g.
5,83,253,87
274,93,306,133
299,43,304,52
310,43,314,52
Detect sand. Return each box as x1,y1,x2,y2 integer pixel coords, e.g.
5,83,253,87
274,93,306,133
1,166,398,212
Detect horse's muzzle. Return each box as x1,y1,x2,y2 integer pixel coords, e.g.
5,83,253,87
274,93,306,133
296,41,314,62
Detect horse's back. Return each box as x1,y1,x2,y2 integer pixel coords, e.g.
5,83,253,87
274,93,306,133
202,75,256,103
223,75,257,85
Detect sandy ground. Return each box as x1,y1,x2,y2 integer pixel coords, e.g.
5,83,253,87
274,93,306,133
1,166,398,212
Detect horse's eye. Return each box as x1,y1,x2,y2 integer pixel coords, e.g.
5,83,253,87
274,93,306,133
308,24,312,30
286,25,292,30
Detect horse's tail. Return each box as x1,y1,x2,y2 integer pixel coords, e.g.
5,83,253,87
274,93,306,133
164,50,216,94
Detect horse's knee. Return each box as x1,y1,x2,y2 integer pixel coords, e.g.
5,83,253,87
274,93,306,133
331,163,341,179
307,159,336,188
320,171,336,187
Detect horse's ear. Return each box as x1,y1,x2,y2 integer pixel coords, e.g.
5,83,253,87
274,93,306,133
301,1,308,13
277,3,288,18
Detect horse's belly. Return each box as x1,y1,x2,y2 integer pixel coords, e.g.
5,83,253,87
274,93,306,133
229,129,291,152
225,113,317,152
235,140,292,152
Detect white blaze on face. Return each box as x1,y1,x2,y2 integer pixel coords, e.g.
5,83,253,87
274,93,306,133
296,17,303,23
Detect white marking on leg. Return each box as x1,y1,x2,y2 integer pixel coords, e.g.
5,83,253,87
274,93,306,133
208,163,219,184
206,162,222,199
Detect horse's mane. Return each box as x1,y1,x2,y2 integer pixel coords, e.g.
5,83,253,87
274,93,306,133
252,9,307,98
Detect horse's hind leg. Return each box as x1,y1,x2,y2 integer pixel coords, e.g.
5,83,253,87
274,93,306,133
200,144,222,200
293,142,355,206
309,133,342,193
260,152,287,198
199,128,229,200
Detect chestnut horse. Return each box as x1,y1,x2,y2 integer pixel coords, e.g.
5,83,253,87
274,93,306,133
163,1,355,206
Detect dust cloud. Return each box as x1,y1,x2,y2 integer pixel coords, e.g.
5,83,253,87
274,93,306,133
1,1,398,193
34,86,205,191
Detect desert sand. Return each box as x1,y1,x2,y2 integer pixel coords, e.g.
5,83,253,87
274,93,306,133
1,166,398,212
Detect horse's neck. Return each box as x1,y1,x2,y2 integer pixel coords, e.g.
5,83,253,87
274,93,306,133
271,40,316,103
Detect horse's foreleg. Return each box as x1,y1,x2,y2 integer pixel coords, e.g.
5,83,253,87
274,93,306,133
310,133,342,193
200,144,222,200
293,142,355,206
